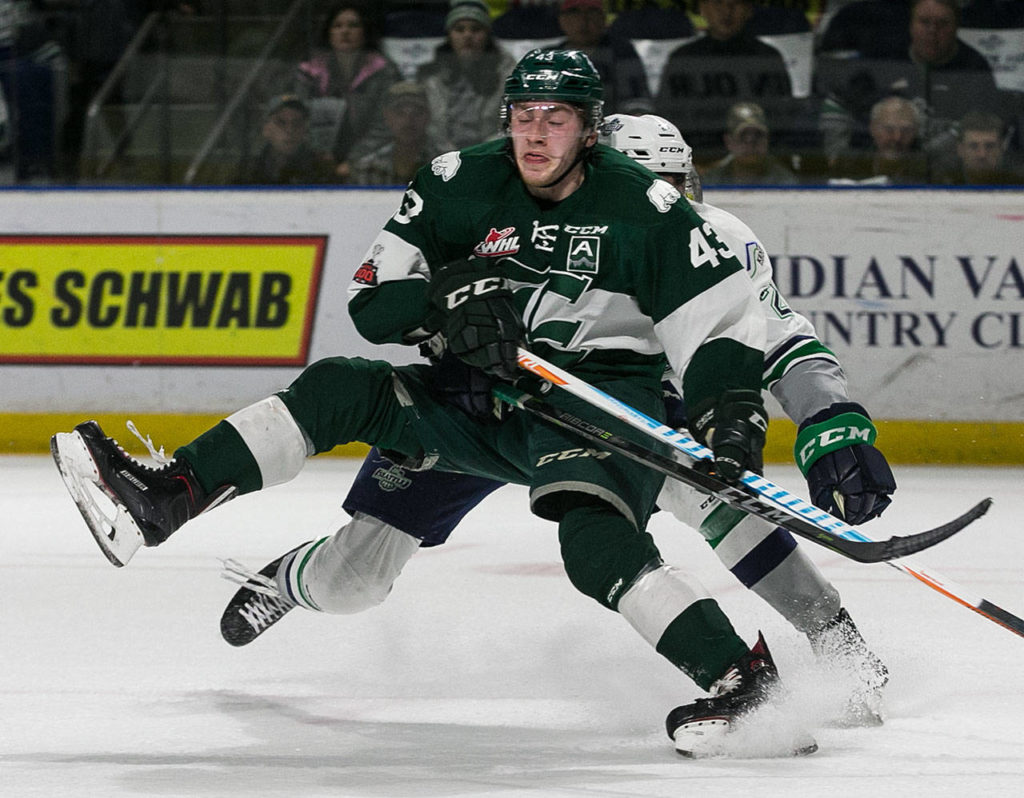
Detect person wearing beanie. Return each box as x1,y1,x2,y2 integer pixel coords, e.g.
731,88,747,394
548,0,650,114
445,0,492,31
417,0,517,150
232,94,335,185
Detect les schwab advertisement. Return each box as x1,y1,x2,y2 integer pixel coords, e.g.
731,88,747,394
0,235,327,366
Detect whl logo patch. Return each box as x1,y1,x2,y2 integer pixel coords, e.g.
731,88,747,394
474,226,520,258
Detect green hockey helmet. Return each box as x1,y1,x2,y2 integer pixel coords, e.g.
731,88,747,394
502,49,604,130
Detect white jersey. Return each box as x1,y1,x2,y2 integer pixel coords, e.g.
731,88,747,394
683,199,850,425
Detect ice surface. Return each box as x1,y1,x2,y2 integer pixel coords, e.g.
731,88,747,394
2,455,1023,797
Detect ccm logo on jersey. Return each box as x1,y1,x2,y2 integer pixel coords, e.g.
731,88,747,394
474,226,521,257
536,447,611,467
443,276,506,309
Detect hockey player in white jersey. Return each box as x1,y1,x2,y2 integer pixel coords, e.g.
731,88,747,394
214,114,894,722
600,114,896,716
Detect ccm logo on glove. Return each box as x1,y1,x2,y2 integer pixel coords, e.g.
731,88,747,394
442,277,507,310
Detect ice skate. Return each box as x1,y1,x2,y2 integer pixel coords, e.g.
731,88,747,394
666,633,818,758
51,420,236,567
220,548,301,647
809,607,889,727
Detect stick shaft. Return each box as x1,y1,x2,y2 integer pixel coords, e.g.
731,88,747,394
515,347,1024,639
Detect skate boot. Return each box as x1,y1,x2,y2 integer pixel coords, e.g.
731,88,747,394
808,607,889,727
666,633,818,758
51,420,236,567
220,548,302,647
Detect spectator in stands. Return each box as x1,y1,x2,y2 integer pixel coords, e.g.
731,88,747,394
296,1,401,181
233,94,335,185
490,2,563,41
549,0,650,113
817,0,1002,166
348,81,446,186
703,101,799,185
417,0,517,152
938,110,1022,185
828,95,928,185
817,0,912,59
655,0,795,159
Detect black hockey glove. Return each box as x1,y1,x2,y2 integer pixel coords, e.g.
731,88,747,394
426,349,505,423
690,389,768,484
427,258,523,381
796,402,896,525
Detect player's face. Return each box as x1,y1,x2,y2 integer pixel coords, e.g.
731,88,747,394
508,101,596,198
657,173,687,191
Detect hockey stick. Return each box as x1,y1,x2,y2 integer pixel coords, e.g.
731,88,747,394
494,383,983,564
513,348,1024,639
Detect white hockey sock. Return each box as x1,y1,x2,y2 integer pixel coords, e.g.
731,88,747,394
617,563,712,648
226,395,310,488
277,513,421,614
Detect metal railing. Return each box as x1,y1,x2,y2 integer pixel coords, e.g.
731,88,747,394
184,0,313,185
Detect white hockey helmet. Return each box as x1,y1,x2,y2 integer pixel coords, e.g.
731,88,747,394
598,113,703,202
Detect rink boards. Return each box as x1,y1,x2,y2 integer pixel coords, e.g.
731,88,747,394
1,186,1021,463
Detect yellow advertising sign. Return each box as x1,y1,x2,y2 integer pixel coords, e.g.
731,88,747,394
0,235,326,365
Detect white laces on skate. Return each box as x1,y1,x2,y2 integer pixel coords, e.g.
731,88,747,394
221,559,296,632
221,559,285,598
126,420,172,466
709,666,743,697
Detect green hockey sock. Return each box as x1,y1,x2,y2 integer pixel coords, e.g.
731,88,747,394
655,599,750,690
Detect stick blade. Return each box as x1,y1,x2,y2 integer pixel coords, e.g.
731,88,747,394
880,498,993,561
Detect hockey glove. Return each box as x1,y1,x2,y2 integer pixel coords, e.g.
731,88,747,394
427,258,523,381
690,389,768,484
426,350,505,423
795,402,896,525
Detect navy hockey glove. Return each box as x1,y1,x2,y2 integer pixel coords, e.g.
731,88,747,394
795,402,896,525
690,389,768,484
427,258,523,381
426,350,505,422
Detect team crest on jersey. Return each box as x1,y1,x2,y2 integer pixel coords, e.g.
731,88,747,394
647,178,680,213
532,220,559,253
474,226,521,257
353,244,382,285
430,151,461,182
566,235,600,273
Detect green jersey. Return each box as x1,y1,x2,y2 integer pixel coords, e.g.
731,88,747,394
349,139,765,410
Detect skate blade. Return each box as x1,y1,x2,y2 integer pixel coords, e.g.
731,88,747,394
674,718,818,759
51,430,144,567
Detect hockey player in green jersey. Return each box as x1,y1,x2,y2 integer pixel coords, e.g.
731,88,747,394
52,50,815,757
